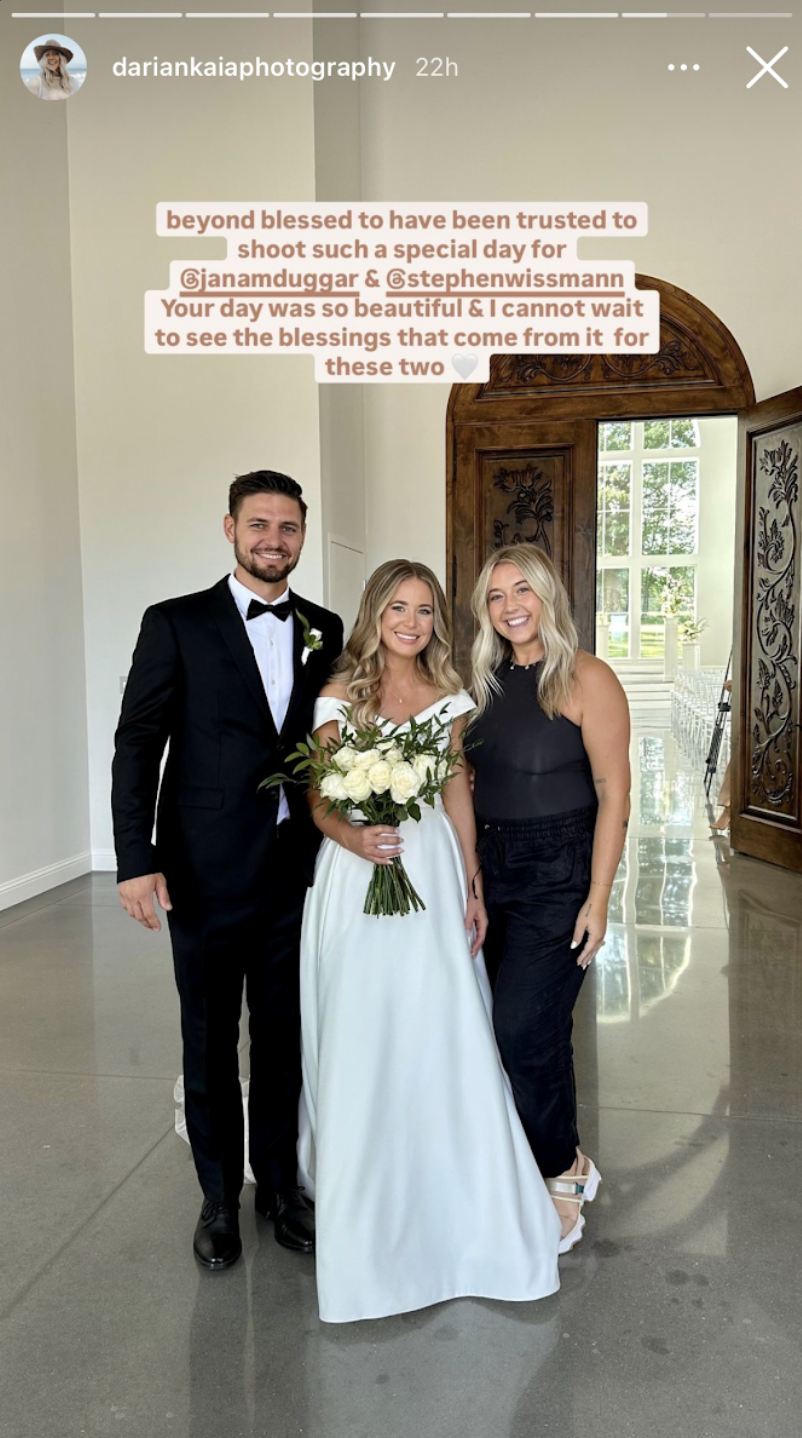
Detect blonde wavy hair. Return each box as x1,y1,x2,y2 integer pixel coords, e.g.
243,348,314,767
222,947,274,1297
470,544,578,720
334,560,463,727
39,52,76,92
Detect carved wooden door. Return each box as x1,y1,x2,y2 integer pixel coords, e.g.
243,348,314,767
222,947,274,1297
731,388,802,871
450,419,597,671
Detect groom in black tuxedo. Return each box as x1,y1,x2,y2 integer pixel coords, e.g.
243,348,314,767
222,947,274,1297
112,470,343,1269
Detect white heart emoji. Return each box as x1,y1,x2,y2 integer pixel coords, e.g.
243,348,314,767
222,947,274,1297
452,353,478,380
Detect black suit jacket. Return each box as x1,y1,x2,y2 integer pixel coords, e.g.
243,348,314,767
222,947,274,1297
111,578,344,907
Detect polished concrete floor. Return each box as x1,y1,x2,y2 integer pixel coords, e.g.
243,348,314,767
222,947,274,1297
1,730,801,1438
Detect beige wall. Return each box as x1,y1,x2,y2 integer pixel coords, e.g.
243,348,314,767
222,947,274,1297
0,24,90,907
313,13,367,627
696,419,738,668
63,17,323,864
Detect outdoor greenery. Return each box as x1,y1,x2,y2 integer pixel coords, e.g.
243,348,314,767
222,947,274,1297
598,420,633,452
644,418,698,450
642,460,697,554
598,459,698,560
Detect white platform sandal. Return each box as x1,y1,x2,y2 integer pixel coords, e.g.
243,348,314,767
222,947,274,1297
548,1156,602,1255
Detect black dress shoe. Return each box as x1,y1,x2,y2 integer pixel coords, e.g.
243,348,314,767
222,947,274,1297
255,1187,315,1253
193,1199,242,1270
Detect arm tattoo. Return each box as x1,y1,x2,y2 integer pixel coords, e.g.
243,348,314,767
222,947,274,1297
622,819,629,831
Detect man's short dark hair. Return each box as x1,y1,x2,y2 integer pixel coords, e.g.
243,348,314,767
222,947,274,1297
228,470,307,522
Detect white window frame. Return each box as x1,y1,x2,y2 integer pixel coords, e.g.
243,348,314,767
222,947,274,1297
597,420,701,660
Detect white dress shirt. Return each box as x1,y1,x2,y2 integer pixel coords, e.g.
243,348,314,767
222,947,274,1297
228,573,294,823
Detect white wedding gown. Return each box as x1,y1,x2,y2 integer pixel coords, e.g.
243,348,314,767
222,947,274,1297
298,692,561,1323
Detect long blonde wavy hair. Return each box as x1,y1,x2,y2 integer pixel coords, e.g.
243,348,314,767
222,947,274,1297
334,560,463,726
470,544,578,720
39,52,76,93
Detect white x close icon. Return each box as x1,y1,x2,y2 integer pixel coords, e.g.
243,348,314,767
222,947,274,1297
746,45,789,89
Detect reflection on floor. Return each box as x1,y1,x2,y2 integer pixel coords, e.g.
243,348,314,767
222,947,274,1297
1,729,800,1438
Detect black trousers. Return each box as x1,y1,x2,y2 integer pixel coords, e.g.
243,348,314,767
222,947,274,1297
478,804,597,1179
168,826,308,1203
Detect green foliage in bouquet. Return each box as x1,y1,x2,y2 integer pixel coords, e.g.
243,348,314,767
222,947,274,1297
260,709,465,917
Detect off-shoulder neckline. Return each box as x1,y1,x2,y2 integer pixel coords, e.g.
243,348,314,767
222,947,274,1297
377,694,465,724
317,692,472,726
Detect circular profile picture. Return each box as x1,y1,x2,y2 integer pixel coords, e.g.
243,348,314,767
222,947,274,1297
21,34,87,102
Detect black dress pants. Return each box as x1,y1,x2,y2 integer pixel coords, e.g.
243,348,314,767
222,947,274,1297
168,827,308,1203
478,804,597,1179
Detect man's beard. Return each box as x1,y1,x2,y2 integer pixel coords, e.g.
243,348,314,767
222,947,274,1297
235,542,298,586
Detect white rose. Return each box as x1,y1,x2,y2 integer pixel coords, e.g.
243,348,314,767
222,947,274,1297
320,772,349,802
353,747,382,769
367,760,393,794
412,752,439,782
377,740,403,765
389,763,423,805
343,767,373,803
335,745,360,772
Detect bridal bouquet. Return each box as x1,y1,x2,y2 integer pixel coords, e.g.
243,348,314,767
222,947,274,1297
262,709,462,917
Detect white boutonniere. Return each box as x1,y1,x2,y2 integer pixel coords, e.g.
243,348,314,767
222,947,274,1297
297,610,323,666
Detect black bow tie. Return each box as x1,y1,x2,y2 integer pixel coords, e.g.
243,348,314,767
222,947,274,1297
246,597,293,622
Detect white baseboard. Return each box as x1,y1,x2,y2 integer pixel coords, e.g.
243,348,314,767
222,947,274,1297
0,852,94,912
91,849,118,872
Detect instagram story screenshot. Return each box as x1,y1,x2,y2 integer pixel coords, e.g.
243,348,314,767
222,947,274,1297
1,2,800,1437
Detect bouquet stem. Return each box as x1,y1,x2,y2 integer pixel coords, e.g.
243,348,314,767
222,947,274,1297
364,857,425,918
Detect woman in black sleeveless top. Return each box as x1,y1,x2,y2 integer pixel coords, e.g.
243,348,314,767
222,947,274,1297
469,545,630,1255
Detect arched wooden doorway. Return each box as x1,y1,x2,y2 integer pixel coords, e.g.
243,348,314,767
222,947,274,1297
447,275,802,873
447,274,753,667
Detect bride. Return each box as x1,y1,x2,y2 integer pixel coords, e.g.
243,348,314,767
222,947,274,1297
298,560,561,1323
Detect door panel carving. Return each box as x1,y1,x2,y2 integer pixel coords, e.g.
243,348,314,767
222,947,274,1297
490,460,556,555
733,394,802,871
450,422,596,671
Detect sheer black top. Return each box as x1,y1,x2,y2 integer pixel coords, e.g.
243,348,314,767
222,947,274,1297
470,662,597,821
